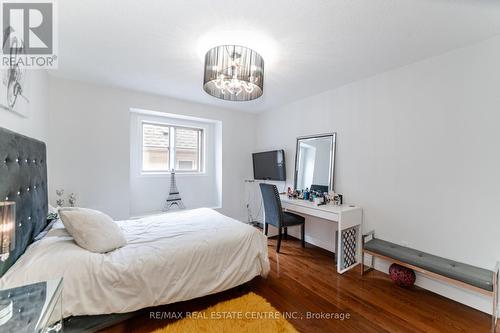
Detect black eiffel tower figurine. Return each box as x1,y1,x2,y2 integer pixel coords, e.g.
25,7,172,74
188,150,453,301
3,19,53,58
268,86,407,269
164,169,185,211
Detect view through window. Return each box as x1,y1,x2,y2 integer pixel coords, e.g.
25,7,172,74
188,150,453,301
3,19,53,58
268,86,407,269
142,122,203,173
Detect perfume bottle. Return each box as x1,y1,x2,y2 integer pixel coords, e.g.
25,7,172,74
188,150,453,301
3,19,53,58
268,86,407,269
303,188,310,201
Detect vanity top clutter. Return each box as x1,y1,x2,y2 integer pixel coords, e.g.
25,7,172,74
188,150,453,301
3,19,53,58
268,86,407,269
287,187,344,206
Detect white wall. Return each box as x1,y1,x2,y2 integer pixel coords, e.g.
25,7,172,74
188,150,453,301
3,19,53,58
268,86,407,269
0,70,49,142
48,77,257,220
256,36,500,314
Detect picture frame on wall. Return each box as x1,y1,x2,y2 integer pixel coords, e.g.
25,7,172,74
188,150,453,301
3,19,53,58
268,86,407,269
0,25,31,118
0,65,30,118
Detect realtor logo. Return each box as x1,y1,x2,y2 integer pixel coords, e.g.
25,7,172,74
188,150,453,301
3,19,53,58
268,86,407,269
1,0,57,68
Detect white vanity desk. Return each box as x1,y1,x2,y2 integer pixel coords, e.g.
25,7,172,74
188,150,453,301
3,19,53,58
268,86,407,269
279,195,363,274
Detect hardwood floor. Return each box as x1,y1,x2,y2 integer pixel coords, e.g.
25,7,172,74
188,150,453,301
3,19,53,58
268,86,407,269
101,237,495,333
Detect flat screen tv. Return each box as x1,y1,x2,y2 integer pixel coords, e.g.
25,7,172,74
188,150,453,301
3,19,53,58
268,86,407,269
252,150,286,181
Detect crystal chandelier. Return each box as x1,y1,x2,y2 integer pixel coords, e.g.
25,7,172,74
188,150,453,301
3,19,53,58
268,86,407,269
203,45,264,101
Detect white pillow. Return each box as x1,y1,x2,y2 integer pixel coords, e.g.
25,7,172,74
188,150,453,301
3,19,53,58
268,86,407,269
59,207,127,253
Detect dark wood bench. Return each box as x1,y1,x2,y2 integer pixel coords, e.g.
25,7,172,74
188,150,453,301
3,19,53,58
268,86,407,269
361,231,499,333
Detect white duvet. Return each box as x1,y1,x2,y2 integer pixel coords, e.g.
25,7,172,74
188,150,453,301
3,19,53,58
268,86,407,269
0,208,270,317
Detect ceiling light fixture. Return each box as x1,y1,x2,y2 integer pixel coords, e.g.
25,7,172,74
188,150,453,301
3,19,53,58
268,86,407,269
203,45,264,101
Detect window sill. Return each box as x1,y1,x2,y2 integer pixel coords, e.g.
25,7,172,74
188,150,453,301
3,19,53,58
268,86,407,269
129,205,222,219
139,171,207,178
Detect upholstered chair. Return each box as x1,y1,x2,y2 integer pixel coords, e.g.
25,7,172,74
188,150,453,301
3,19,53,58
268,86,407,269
259,183,305,253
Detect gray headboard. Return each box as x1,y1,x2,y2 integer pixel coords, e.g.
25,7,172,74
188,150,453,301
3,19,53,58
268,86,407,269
0,127,48,277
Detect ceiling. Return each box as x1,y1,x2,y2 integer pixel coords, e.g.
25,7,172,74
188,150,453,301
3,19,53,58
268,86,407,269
51,0,500,113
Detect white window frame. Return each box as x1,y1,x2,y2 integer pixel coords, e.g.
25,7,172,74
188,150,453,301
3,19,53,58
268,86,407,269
141,120,205,174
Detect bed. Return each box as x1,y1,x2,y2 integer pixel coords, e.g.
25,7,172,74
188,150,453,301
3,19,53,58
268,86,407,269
0,127,270,327
1,208,270,317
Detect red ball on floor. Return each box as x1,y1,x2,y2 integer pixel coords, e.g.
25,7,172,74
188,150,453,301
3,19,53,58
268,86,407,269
389,264,416,287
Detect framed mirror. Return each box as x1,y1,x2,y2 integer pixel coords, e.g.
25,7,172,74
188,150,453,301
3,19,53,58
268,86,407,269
294,133,336,193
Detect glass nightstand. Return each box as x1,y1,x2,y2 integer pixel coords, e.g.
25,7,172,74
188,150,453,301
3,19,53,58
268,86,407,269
0,278,63,333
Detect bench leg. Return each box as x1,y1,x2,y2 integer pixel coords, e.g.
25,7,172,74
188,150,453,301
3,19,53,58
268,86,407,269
361,251,364,276
361,251,374,276
493,274,498,333
493,292,497,333
361,231,375,277
492,268,498,333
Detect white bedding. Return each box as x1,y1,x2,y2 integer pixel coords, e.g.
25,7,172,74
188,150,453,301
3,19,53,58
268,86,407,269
0,208,270,317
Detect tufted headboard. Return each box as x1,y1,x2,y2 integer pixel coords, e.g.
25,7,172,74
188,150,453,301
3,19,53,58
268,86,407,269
0,127,48,277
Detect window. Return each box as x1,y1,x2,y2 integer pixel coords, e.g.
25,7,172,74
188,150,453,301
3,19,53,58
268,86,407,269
142,123,203,173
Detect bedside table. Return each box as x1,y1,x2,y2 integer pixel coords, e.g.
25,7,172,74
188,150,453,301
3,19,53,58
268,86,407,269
0,278,63,333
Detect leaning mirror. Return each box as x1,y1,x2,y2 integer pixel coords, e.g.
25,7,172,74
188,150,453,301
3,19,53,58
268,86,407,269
294,133,336,193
